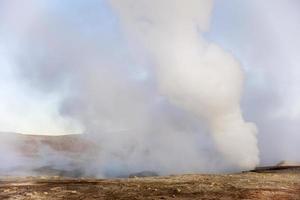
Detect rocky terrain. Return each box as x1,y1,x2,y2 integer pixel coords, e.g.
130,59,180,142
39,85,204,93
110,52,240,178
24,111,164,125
0,167,299,200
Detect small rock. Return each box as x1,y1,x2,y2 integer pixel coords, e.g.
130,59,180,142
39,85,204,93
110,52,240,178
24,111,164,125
50,187,60,191
210,182,216,186
129,171,159,178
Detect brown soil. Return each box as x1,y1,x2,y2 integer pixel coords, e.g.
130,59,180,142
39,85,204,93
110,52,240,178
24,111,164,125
1,169,300,200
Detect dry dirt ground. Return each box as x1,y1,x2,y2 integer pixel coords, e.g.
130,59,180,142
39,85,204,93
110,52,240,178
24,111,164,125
1,168,300,200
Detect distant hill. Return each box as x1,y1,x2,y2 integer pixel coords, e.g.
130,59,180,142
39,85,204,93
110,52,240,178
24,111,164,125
0,132,98,177
0,132,95,155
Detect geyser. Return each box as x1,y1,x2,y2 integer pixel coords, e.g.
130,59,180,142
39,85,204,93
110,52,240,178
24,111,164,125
0,0,259,177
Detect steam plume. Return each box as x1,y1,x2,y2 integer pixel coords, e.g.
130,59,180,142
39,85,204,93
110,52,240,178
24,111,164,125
109,0,259,169
0,0,260,177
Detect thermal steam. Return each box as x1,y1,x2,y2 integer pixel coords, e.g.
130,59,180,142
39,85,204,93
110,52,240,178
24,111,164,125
109,0,259,169
0,0,261,177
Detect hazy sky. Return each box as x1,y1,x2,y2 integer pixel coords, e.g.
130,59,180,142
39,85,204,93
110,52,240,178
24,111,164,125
0,0,299,164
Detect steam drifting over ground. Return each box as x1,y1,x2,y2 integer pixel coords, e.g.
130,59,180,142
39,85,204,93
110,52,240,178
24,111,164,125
0,0,299,177
1,0,258,177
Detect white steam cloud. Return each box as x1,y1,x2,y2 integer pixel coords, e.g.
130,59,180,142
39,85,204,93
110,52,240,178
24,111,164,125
0,0,267,177
109,0,259,169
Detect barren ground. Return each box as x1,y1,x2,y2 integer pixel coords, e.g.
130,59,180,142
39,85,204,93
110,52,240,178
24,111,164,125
1,168,300,200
